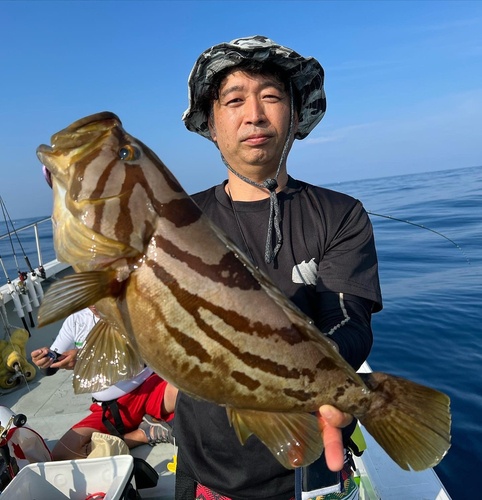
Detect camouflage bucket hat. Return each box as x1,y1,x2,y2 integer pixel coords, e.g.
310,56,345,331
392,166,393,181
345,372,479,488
182,35,326,141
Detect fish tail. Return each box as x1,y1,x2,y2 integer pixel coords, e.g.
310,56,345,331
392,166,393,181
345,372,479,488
358,372,451,471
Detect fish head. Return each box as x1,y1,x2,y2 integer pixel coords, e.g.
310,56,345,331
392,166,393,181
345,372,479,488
37,112,181,271
37,112,121,192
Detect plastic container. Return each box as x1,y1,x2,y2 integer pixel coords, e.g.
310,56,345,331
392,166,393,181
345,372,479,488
0,455,135,500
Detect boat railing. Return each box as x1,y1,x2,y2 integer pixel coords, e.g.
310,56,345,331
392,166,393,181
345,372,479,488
0,216,52,272
0,216,70,317
0,216,52,239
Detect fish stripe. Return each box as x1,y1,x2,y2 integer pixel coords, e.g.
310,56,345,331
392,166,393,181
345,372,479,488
95,160,196,230
283,387,317,402
115,198,134,243
231,371,261,391
70,146,104,201
92,161,156,245
154,233,260,291
193,304,304,381
316,358,339,371
136,277,213,366
140,141,184,193
166,321,213,364
92,203,105,234
149,259,315,383
88,157,120,200
112,167,138,242
151,240,309,346
159,198,202,227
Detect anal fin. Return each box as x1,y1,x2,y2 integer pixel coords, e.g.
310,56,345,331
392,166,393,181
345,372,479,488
227,408,324,469
73,319,144,394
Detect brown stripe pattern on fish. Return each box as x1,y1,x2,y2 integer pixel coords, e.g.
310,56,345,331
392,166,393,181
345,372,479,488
37,112,451,472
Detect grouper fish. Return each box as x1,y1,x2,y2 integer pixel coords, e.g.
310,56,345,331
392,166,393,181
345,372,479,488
37,112,451,471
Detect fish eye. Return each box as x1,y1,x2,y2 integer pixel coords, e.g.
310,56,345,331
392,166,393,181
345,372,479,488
119,145,140,161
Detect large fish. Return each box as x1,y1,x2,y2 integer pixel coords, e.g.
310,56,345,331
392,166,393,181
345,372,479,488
37,112,451,471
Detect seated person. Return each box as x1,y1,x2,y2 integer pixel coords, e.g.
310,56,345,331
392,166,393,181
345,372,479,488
31,306,178,460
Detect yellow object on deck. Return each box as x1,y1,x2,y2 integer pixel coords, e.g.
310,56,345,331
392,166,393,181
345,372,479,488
0,328,36,388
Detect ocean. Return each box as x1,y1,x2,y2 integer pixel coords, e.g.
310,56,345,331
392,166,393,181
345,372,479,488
329,165,482,499
1,165,481,499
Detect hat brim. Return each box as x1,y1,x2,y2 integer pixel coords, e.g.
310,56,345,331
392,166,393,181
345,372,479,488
182,37,326,141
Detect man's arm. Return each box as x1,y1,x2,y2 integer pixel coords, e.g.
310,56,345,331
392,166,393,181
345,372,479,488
315,292,374,370
31,314,78,376
51,348,79,370
312,292,374,470
31,347,58,371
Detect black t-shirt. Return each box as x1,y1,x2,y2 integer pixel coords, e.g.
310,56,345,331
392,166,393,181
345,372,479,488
174,176,382,500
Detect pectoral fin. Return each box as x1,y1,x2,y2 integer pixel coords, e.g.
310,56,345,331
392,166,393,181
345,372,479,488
38,271,121,327
73,319,145,394
227,408,324,469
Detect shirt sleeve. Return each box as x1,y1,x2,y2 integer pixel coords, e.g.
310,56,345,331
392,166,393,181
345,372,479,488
50,315,77,353
316,201,382,312
313,292,373,370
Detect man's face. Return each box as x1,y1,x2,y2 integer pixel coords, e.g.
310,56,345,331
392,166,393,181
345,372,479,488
88,305,99,317
208,70,298,177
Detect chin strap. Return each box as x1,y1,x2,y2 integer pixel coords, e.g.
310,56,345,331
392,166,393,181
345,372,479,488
220,80,295,264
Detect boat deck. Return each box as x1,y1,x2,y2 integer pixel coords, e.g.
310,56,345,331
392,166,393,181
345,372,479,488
1,329,177,499
0,265,176,499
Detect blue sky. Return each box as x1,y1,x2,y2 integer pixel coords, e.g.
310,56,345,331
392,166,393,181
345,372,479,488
1,0,481,218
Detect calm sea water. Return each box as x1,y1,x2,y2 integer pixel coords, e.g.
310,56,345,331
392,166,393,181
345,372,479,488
330,165,482,499
1,165,481,499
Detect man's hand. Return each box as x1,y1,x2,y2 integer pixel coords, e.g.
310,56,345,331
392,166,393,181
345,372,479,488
31,347,56,369
51,349,79,370
317,405,353,472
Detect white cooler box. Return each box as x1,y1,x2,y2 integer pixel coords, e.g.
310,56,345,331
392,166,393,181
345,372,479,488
0,455,136,500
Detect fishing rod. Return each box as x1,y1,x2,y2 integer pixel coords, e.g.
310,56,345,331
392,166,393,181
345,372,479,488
0,199,35,329
33,222,46,281
0,201,22,278
0,197,37,279
0,292,10,341
0,197,42,311
0,255,30,335
367,211,470,265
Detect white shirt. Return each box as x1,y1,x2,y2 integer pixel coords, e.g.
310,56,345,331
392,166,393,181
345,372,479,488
50,308,96,353
50,308,153,400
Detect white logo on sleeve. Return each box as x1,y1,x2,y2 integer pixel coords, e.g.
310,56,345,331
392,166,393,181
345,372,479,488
292,258,318,286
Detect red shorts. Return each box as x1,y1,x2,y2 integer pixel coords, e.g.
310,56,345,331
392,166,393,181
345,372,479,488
195,484,294,500
72,374,173,434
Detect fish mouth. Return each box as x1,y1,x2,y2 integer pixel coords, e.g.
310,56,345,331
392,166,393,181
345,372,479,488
37,112,122,182
42,163,53,188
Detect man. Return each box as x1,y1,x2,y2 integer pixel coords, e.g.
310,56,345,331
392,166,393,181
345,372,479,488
175,36,382,500
31,306,178,460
